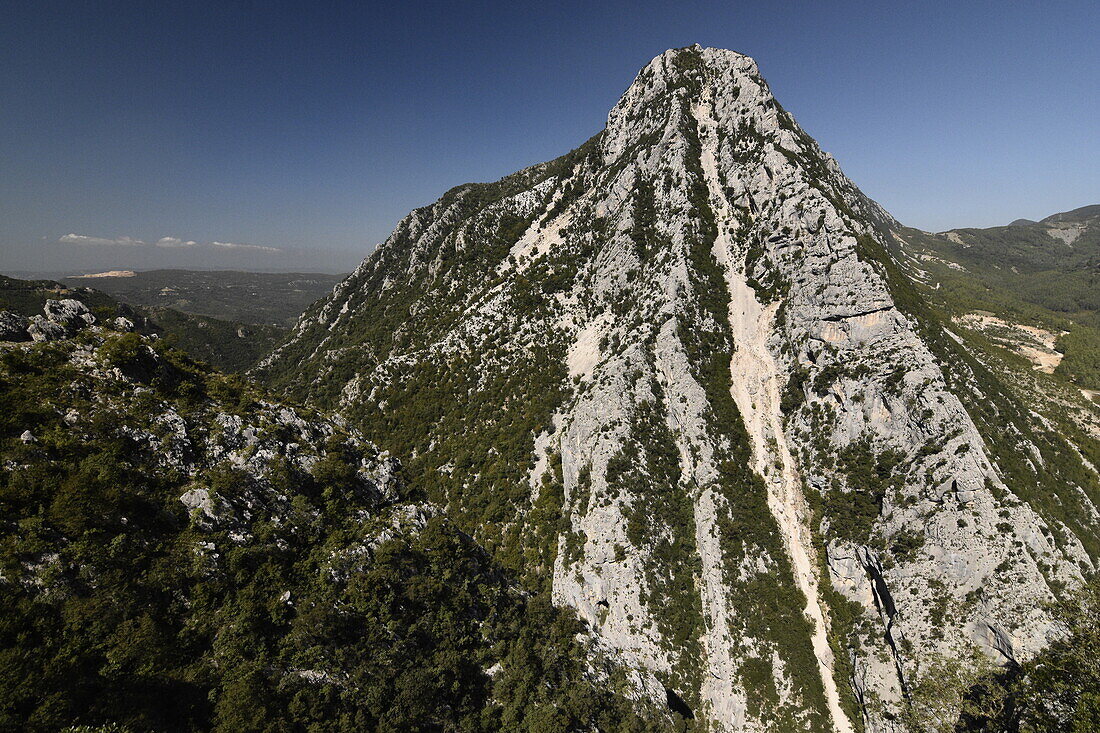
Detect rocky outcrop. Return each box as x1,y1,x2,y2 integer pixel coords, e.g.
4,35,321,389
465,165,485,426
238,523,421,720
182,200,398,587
43,298,96,330
2,298,97,342
260,46,1099,731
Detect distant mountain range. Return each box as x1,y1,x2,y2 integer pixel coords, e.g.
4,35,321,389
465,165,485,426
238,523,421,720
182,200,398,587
60,269,346,327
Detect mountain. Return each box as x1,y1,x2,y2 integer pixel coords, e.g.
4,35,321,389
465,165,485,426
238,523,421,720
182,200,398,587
0,300,670,730
259,46,1100,731
0,274,285,373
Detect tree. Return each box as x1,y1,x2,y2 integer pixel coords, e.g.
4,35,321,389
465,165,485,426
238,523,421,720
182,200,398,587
1017,574,1100,732
900,651,1008,733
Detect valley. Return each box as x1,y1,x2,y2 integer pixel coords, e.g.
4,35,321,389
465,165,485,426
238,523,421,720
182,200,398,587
62,269,346,327
0,274,285,373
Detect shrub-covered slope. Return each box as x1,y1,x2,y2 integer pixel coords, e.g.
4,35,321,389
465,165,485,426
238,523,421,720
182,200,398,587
0,274,285,373
891,205,1100,391
0,308,668,731
259,46,1100,731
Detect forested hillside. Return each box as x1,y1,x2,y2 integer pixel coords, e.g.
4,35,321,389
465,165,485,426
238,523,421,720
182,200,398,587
892,205,1100,391
0,302,669,731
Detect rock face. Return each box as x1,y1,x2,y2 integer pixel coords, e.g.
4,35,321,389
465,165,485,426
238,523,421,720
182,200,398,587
2,298,97,342
259,46,1100,731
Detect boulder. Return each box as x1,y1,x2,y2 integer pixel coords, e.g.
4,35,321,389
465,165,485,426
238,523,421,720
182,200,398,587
112,316,136,332
43,298,95,330
26,315,67,342
180,487,217,519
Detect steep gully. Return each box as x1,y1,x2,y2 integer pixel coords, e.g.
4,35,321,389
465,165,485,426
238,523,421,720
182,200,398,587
693,94,855,733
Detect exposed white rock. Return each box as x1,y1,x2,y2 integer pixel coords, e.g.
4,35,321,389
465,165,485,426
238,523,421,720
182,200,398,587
1046,225,1083,245
27,315,67,342
44,298,95,329
180,487,217,519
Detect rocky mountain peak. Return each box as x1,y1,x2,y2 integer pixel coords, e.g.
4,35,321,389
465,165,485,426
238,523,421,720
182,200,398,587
258,47,1098,732
603,46,765,156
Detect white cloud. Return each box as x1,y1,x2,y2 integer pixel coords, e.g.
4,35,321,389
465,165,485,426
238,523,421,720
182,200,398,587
59,233,146,246
210,240,282,253
155,236,197,248
56,232,281,254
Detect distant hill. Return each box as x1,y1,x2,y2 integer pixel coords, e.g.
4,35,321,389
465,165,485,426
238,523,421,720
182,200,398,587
893,204,1100,390
0,274,284,373
61,269,345,327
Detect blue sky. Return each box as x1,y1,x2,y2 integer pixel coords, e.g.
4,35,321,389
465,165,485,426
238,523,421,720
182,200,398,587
1,0,1097,273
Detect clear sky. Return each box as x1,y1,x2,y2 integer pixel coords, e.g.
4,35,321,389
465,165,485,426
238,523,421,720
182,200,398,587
1,0,1097,273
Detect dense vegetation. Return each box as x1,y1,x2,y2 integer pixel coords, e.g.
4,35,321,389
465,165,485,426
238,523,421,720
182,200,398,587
0,328,668,732
135,306,286,374
1014,572,1100,731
